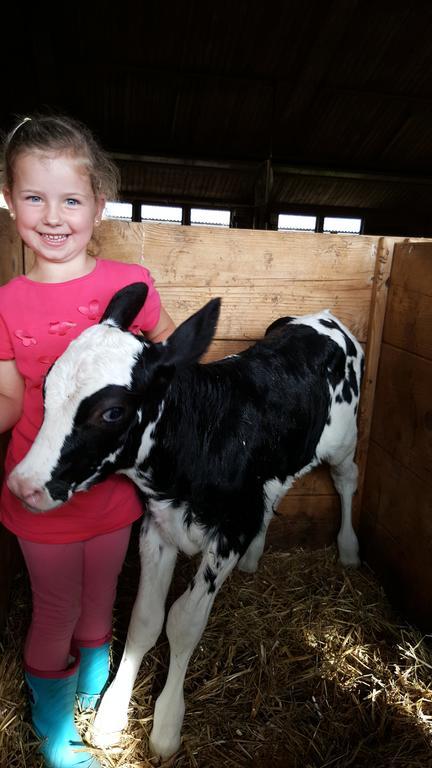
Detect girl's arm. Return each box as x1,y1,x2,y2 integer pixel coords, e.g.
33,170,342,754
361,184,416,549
0,359,25,433
146,306,176,343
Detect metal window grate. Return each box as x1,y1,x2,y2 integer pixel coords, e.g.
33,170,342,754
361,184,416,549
104,202,133,221
191,208,231,227
278,214,316,232
141,205,182,224
323,217,362,234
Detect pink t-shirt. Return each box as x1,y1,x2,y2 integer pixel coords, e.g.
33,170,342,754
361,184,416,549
0,258,161,543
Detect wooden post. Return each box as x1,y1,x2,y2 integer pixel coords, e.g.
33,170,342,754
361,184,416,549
354,236,398,525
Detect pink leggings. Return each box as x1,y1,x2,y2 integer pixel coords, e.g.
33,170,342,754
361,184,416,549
18,525,132,673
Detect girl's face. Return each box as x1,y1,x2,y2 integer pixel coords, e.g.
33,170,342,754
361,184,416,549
3,151,105,268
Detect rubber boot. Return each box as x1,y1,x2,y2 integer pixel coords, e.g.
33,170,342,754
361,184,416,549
75,639,111,709
25,656,101,768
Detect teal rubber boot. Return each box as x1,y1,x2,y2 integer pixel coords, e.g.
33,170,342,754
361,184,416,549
25,658,101,768
76,641,111,709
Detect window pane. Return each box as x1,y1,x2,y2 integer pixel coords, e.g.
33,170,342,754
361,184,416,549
0,193,8,209
104,202,133,221
141,205,182,223
278,214,316,232
323,217,362,234
191,208,231,227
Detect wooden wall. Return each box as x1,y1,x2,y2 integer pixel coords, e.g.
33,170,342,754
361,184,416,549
360,242,432,629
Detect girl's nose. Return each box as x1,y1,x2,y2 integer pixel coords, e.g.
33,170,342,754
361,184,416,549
43,204,62,226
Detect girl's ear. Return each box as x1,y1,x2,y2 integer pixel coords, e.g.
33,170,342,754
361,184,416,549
2,186,14,216
95,194,106,225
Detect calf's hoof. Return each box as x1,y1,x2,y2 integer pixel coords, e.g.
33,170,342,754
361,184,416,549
337,536,361,569
149,736,181,760
338,551,361,569
91,707,127,748
149,729,181,760
90,724,124,749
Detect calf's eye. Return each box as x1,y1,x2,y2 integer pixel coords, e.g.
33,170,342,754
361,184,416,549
101,407,125,423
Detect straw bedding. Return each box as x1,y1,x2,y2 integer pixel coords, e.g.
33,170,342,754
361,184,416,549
1,544,432,768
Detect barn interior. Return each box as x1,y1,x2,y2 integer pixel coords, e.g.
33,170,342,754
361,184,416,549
1,3,432,767
2,2,432,236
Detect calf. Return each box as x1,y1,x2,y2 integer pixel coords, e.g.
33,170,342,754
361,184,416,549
9,283,363,759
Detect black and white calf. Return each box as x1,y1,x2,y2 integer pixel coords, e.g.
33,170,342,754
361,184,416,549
9,283,363,759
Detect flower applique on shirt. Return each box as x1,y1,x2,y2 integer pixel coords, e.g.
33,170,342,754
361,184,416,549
15,330,37,347
48,321,77,336
78,300,100,321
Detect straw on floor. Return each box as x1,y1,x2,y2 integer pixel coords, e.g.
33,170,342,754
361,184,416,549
1,545,432,768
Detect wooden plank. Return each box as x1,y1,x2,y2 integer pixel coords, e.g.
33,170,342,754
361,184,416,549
384,286,432,360
355,236,396,526
360,441,432,628
0,209,24,284
361,516,432,630
25,223,374,341
155,285,372,342
370,344,432,485
362,442,432,543
89,221,144,263
386,241,432,296
139,224,378,286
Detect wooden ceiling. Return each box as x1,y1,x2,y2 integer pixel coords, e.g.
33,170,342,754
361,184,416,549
2,1,432,233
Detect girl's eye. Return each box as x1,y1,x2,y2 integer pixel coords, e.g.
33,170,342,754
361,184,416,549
66,198,80,206
101,407,125,424
26,195,41,203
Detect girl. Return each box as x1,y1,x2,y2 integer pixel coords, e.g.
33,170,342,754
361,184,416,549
0,114,175,768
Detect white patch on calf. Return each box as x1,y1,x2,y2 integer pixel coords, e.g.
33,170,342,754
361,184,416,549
147,499,205,556
9,324,142,504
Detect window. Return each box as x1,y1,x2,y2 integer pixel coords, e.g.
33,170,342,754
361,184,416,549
0,193,8,209
141,205,182,224
323,217,362,234
278,214,316,232
104,202,133,221
191,208,231,227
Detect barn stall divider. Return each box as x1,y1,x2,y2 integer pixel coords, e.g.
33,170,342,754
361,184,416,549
1,208,429,629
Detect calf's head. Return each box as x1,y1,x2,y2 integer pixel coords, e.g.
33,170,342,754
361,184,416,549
8,283,220,511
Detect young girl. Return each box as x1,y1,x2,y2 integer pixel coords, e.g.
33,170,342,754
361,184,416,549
0,114,175,768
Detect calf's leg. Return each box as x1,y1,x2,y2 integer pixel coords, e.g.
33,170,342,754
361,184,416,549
238,506,274,573
330,451,360,567
149,546,239,759
92,517,177,747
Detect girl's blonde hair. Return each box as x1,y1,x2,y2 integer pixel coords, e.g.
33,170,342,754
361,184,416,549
2,113,120,200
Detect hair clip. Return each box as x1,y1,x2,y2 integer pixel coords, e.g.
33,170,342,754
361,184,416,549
9,116,32,141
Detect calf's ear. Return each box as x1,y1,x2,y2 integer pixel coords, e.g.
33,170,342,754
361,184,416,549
100,283,149,330
160,298,221,367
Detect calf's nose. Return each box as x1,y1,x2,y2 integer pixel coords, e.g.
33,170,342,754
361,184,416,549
7,472,45,509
